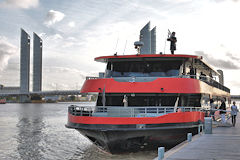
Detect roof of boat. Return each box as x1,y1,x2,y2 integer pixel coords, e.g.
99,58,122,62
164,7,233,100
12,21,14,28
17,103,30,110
95,54,220,76
95,54,201,62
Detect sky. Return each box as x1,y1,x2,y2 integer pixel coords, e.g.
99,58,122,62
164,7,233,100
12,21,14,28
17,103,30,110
0,0,240,94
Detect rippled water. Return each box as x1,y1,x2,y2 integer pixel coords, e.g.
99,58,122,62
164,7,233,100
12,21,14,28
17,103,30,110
0,102,157,160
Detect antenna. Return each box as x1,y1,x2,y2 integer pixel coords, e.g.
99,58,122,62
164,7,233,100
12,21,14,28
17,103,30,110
164,29,171,54
163,39,167,54
114,37,119,52
123,40,127,55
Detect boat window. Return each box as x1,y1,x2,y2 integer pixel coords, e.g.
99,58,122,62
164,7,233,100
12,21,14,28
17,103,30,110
97,95,179,106
105,60,182,77
96,93,202,107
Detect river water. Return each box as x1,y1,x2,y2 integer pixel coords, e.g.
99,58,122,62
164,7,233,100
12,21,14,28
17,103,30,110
0,102,157,160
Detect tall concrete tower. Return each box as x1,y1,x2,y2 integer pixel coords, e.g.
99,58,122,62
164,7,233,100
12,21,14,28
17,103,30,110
20,29,30,93
140,22,151,54
33,33,42,92
150,26,156,54
217,70,224,85
20,29,30,102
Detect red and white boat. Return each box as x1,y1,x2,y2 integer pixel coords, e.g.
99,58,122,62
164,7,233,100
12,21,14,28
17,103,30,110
66,23,230,153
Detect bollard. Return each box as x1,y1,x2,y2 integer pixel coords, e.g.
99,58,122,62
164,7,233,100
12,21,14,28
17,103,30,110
158,147,165,160
187,133,192,142
204,117,212,134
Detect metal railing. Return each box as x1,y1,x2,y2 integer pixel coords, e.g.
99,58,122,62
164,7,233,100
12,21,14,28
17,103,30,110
198,76,230,93
86,77,99,80
180,75,230,93
68,105,203,117
68,105,93,116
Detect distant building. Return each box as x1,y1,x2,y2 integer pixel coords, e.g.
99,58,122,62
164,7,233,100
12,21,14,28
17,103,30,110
150,26,156,54
217,70,224,85
139,22,156,54
20,29,31,102
44,95,59,102
0,86,20,94
33,33,42,92
20,29,30,93
140,22,151,54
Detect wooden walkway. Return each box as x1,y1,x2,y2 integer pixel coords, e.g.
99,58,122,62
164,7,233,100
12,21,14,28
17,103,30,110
162,116,240,160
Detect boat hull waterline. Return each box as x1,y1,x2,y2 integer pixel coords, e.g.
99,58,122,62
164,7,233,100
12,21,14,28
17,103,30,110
66,111,204,153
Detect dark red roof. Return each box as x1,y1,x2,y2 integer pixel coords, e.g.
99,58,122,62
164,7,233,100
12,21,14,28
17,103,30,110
95,54,202,62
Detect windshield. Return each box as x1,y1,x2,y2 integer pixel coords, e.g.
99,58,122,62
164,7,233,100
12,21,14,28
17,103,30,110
105,60,182,77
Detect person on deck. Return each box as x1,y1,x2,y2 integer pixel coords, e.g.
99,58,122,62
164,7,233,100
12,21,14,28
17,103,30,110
189,66,195,79
219,99,226,123
231,101,238,127
167,32,177,54
210,99,216,121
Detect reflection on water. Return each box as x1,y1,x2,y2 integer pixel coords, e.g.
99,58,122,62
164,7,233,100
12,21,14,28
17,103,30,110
0,102,158,160
16,104,45,160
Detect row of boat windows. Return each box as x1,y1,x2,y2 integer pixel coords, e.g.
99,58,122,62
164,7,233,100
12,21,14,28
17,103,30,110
96,96,201,107
105,61,181,77
105,70,179,77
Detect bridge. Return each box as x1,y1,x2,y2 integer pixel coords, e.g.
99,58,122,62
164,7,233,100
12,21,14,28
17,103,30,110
1,91,239,98
231,95,240,99
0,90,84,97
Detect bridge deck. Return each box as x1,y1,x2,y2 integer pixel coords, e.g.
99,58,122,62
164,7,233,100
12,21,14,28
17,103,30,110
0,90,83,96
163,117,240,160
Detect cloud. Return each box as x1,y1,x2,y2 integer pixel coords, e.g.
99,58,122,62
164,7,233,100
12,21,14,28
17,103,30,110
225,52,240,62
68,21,76,28
0,37,18,72
43,66,88,90
213,0,239,2
195,51,240,69
0,0,39,9
44,10,65,27
46,34,63,41
46,82,69,90
61,37,84,48
44,66,86,78
39,33,46,38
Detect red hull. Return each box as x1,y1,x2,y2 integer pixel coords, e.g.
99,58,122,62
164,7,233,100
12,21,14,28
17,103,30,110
68,111,205,125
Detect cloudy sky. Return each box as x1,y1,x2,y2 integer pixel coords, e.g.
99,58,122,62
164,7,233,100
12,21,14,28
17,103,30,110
0,0,240,94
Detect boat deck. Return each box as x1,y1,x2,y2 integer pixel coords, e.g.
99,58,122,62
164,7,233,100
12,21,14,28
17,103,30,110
161,116,240,160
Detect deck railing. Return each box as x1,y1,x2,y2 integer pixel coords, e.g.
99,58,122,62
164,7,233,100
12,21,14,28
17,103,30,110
68,105,203,117
86,77,99,80
190,75,230,93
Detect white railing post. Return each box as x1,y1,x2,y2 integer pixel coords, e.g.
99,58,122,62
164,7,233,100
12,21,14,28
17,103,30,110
132,108,134,117
204,117,212,134
158,147,165,160
187,133,192,142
